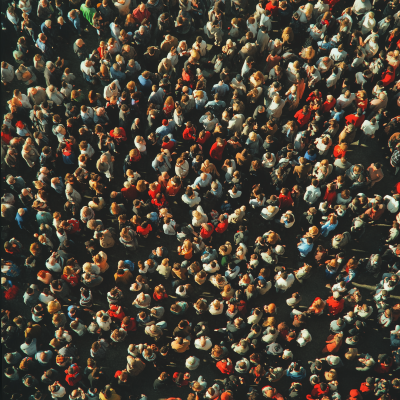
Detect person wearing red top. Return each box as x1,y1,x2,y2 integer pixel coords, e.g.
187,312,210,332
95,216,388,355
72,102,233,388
153,285,168,301
310,382,330,398
326,292,345,316
322,183,337,206
265,0,279,17
132,3,151,24
294,105,311,128
121,316,137,332
182,122,196,141
200,222,214,241
215,213,229,234
64,219,81,235
321,95,336,113
278,188,294,210
359,378,374,395
151,193,168,209
121,182,137,201
161,136,176,151
166,177,182,197
196,130,211,145
109,127,127,144
216,359,234,375
333,143,348,159
1,126,13,145
61,271,79,287
172,372,190,387
345,109,365,128
210,138,227,161
148,182,161,199
65,364,82,386
306,89,322,103
108,304,126,322
381,66,395,86
137,221,153,237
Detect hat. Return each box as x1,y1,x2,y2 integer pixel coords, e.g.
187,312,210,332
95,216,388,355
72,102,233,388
309,226,319,235
150,325,158,333
236,74,242,81
345,347,358,360
333,291,340,299
162,119,168,126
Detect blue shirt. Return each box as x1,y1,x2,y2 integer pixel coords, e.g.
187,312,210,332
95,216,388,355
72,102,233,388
193,174,212,188
110,67,126,82
15,208,32,229
212,83,229,96
68,16,81,34
297,238,314,256
124,260,135,272
138,75,152,94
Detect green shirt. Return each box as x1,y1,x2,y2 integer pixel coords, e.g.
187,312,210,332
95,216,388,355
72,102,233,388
80,4,96,24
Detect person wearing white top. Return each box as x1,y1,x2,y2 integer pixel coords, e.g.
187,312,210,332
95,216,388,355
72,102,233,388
39,291,55,304
194,336,213,351
103,80,121,100
192,39,207,56
297,329,312,347
336,91,356,109
383,195,400,214
262,152,276,169
359,118,378,146
260,14,272,31
267,96,286,119
352,0,372,16
329,46,348,62
262,326,279,344
203,261,220,274
46,256,62,273
360,12,376,35
354,304,373,319
209,300,224,315
274,271,295,292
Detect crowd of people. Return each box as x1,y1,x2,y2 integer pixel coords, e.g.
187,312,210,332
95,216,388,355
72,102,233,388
1,0,400,400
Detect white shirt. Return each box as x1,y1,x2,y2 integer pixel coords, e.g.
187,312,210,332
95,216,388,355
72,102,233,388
361,120,379,136
336,93,356,109
203,262,220,273
384,195,399,213
194,337,213,350
274,272,295,290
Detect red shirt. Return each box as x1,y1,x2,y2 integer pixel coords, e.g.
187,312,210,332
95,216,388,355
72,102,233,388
121,318,136,332
210,140,227,160
65,364,82,386
132,7,151,23
345,114,365,128
108,304,126,321
265,2,279,17
182,127,196,140
166,181,182,196
321,99,336,113
110,127,127,143
216,360,234,375
162,140,175,151
121,185,138,200
381,70,395,87
200,223,214,239
148,184,161,199
153,290,168,301
326,296,344,315
333,145,347,159
294,109,311,127
61,273,79,287
356,98,368,111
1,130,13,145
306,92,322,103
137,224,152,236
196,130,211,145
278,193,293,210
359,383,373,394
215,218,229,234
323,189,337,205
66,219,81,234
